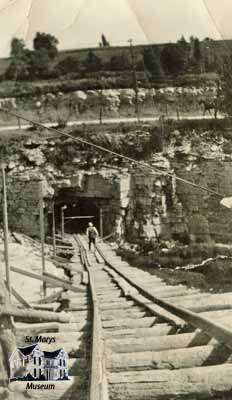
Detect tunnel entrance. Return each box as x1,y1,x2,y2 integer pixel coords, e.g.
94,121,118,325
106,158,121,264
48,183,116,238
49,198,100,235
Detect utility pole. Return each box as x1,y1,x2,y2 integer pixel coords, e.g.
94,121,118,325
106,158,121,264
99,207,103,238
99,76,105,125
61,205,67,239
39,181,46,297
17,117,21,130
1,164,11,301
52,201,56,256
159,114,165,151
128,39,139,121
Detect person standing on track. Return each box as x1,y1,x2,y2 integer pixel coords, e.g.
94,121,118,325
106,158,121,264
86,222,99,251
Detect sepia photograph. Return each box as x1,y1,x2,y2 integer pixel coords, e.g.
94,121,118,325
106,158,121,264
1,0,232,399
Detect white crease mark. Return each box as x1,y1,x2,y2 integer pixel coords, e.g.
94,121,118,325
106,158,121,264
125,0,150,43
202,0,224,40
24,0,33,43
57,0,88,39
0,0,18,15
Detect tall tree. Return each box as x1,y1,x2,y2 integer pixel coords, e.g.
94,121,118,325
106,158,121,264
27,48,51,78
110,54,130,71
84,50,102,72
177,35,190,69
33,32,58,59
101,34,110,47
10,38,25,58
6,38,28,79
221,54,232,115
161,44,185,76
192,38,202,69
56,56,79,75
143,47,162,79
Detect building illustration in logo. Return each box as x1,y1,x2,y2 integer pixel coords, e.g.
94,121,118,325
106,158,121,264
9,344,69,382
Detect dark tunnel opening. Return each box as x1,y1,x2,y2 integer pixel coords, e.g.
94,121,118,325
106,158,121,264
48,198,101,235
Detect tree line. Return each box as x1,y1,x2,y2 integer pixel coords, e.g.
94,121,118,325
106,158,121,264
5,32,224,81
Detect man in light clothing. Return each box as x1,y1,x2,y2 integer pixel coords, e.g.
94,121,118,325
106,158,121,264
86,222,99,251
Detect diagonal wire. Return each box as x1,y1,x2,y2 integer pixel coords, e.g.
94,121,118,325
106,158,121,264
0,107,225,199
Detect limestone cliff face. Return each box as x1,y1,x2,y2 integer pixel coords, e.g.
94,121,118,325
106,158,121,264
0,123,231,243
122,159,186,243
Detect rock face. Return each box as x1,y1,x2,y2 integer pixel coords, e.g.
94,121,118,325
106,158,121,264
0,175,54,237
0,122,232,243
123,166,186,243
174,160,232,244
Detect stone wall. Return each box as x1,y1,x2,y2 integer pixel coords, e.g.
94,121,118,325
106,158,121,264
173,160,232,243
0,175,53,238
1,126,232,244
119,159,232,245
1,159,232,244
122,166,187,243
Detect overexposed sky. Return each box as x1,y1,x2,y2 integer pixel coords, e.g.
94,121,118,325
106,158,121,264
0,0,230,57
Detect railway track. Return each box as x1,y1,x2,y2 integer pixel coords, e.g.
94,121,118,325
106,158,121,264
75,235,232,400
10,233,232,399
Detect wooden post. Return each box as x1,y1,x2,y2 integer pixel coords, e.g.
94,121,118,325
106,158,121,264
39,181,46,297
61,205,67,239
99,207,103,238
176,105,180,120
129,39,139,121
61,207,64,239
17,117,21,130
52,201,56,256
99,77,105,125
99,106,103,125
159,115,165,152
1,164,11,301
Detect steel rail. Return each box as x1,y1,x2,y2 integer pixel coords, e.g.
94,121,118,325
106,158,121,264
75,235,109,400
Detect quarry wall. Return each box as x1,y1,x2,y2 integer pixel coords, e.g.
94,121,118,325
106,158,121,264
0,124,232,244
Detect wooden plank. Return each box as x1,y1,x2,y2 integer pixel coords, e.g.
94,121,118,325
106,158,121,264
10,285,31,308
9,377,87,399
104,324,179,339
109,364,232,400
103,265,183,326
51,255,75,264
106,331,216,353
130,293,184,326
102,316,158,330
16,322,60,334
43,271,71,284
107,344,231,371
11,266,86,293
0,305,70,323
101,309,147,321
97,244,232,349
100,301,135,311
38,289,64,304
